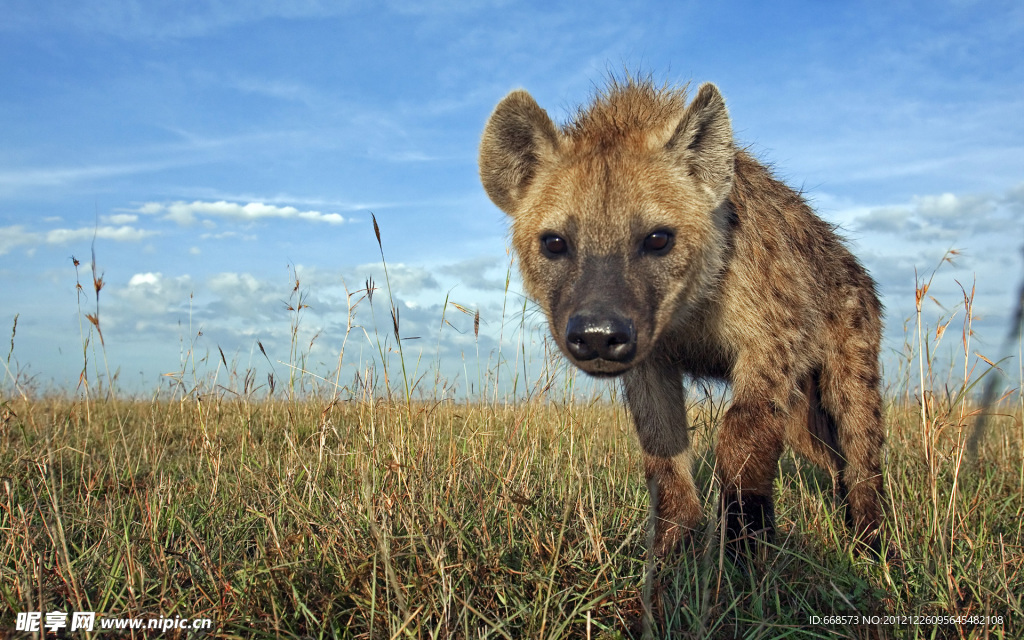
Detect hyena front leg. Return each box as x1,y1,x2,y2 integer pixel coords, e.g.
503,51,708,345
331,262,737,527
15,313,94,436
715,385,788,552
623,358,702,556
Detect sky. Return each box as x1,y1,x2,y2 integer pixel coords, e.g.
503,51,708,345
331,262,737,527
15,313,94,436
1,0,1022,399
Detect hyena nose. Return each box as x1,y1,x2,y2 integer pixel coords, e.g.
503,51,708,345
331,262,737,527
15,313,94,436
565,313,637,362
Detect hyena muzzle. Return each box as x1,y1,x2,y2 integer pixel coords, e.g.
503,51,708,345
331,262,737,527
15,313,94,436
478,77,885,557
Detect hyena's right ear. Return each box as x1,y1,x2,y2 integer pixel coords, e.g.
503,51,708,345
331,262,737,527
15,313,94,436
479,90,560,215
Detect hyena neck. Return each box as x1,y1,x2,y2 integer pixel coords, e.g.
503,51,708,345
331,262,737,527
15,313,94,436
658,290,733,380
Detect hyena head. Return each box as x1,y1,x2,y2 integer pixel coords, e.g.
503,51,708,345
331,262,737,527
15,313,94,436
480,79,736,376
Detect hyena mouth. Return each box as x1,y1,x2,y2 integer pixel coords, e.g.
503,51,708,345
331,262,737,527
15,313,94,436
563,312,637,376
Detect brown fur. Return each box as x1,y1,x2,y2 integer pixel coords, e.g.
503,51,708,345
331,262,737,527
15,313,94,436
479,77,885,555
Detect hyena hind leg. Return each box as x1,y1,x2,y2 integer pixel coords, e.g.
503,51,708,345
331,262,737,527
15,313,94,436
623,359,703,556
786,372,850,518
819,364,886,554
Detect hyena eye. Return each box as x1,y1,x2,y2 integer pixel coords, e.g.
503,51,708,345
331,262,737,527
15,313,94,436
642,230,674,254
541,234,568,257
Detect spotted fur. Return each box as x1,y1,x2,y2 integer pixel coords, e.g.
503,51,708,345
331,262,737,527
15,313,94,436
479,77,885,555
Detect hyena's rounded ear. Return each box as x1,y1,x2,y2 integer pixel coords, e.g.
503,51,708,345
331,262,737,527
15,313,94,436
479,90,559,215
666,83,734,203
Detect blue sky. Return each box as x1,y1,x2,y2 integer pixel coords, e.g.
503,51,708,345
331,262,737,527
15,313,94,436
1,0,1022,397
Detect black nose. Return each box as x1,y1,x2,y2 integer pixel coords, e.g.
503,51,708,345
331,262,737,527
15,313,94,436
565,313,637,362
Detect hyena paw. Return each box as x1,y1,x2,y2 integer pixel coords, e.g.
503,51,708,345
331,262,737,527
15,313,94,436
651,523,699,558
722,493,775,555
651,522,682,558
851,528,881,557
852,527,899,565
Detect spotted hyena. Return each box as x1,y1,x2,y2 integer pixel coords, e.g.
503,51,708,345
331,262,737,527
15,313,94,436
478,77,884,556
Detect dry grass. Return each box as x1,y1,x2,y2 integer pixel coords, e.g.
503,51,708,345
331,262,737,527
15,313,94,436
1,388,1021,639
1,240,1022,638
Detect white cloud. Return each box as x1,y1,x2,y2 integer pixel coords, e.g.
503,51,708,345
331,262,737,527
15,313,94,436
848,186,1018,241
0,224,157,255
108,270,286,337
128,272,161,287
103,213,139,224
208,272,263,294
115,272,195,317
138,200,348,226
45,225,158,245
199,230,257,241
137,203,164,215
355,262,440,296
0,225,40,255
438,256,509,291
1002,182,1024,213
205,272,282,320
187,191,393,211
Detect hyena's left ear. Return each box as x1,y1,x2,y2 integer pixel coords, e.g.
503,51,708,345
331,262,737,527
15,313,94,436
666,83,734,203
479,90,560,215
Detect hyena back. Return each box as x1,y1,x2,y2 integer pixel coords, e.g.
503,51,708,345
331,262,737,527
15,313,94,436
479,78,884,555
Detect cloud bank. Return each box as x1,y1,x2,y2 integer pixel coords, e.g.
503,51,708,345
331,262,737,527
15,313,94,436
0,224,158,256
137,200,348,226
847,185,1022,242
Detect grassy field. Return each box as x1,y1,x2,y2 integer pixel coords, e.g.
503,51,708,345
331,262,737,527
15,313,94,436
2,246,1022,638
1,381,1021,638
